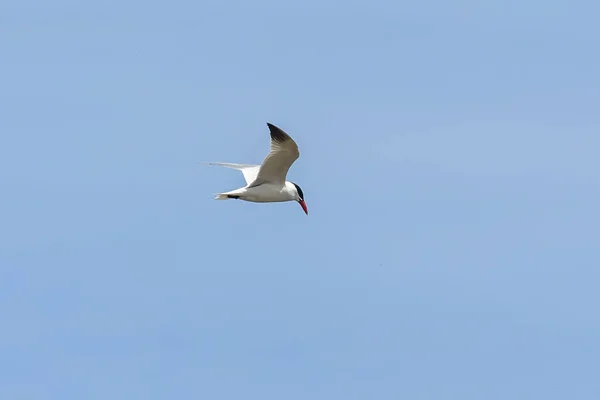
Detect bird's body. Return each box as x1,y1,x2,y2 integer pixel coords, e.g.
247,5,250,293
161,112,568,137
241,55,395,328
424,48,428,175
214,181,299,203
200,123,308,214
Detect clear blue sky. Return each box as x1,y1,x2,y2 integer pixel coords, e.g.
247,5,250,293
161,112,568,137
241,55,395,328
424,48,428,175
1,1,599,399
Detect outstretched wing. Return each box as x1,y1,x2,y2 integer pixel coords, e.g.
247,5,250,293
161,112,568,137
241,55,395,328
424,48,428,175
249,123,300,187
199,162,261,185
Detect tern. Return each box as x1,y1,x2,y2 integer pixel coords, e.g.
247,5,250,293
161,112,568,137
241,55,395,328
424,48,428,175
200,122,308,215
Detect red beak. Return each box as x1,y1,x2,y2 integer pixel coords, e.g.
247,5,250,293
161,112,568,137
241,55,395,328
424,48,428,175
298,199,308,215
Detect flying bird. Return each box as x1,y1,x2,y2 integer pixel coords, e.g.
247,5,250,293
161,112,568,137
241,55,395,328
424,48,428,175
200,122,308,215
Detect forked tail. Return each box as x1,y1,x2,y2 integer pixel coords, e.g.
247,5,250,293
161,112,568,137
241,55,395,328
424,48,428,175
214,193,240,200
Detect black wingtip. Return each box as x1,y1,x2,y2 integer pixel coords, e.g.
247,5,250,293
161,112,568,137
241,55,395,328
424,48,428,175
266,122,289,142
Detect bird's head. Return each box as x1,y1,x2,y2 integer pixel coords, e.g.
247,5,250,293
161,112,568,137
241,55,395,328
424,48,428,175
291,182,308,215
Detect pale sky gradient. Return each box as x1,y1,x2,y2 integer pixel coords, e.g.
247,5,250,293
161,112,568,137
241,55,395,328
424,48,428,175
1,1,599,399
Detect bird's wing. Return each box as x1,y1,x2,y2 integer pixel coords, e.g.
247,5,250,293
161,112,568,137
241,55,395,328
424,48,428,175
249,123,300,187
199,162,261,185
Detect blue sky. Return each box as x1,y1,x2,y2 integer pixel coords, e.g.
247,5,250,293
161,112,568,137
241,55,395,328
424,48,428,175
1,0,599,398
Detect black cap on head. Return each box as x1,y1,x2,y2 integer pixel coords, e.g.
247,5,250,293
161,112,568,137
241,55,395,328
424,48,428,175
291,182,304,200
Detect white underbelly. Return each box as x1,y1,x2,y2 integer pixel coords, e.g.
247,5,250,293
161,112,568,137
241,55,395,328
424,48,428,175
241,184,291,203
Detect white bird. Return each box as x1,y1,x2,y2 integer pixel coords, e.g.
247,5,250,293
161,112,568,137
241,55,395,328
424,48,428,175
200,122,308,215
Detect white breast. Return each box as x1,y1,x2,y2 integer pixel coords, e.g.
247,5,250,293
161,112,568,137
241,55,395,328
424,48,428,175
241,183,295,203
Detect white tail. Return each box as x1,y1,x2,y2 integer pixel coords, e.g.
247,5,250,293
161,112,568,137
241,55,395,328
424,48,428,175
214,193,229,200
